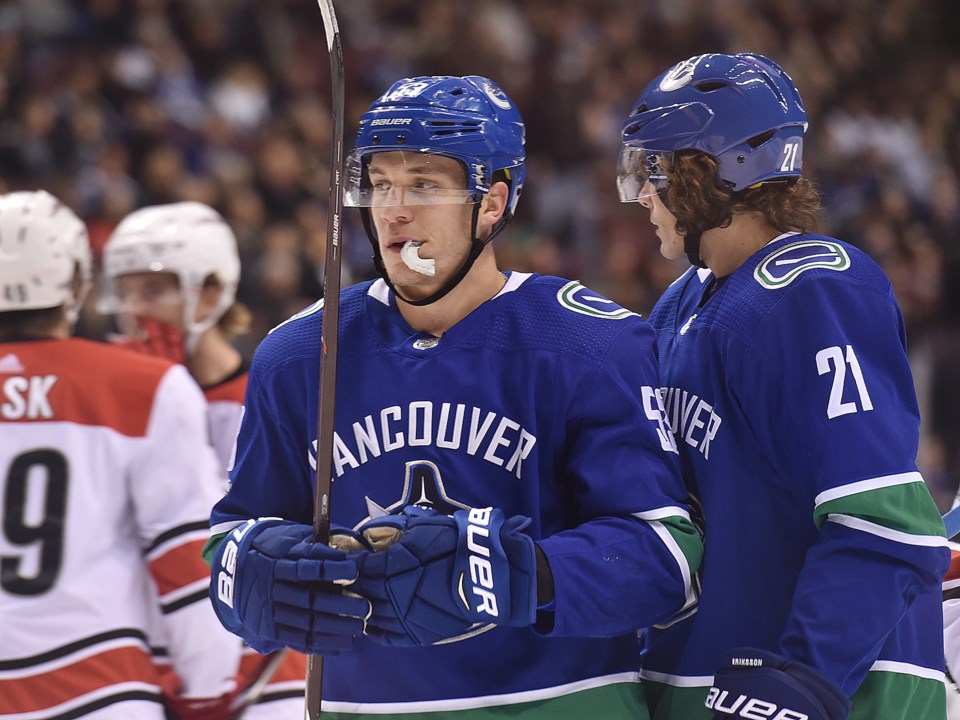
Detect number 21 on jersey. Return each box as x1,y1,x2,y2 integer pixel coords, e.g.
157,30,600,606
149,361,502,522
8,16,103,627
816,344,874,419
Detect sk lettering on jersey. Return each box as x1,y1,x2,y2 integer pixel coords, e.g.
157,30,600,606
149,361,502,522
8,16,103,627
1,375,57,419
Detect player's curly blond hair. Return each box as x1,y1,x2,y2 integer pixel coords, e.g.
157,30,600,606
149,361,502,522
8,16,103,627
666,151,821,241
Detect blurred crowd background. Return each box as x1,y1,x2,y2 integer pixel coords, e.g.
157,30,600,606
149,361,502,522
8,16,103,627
2,0,960,505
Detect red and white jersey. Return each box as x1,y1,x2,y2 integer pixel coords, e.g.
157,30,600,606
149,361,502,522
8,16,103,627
0,338,242,719
204,366,309,717
204,367,247,475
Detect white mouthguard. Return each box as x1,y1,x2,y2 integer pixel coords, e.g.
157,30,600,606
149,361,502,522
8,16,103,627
400,240,436,276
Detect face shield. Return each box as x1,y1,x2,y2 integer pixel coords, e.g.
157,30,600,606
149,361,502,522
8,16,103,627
616,145,673,202
98,270,182,341
343,150,479,208
109,274,183,316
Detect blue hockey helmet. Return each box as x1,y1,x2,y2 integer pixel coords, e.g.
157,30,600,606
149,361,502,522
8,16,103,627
346,75,526,221
618,53,807,201
347,75,526,306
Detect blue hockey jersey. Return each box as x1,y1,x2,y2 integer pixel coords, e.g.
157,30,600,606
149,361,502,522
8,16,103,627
642,233,950,720
211,272,702,719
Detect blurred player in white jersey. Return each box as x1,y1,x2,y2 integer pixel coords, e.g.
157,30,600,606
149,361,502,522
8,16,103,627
0,190,243,718
618,53,949,720
99,201,309,717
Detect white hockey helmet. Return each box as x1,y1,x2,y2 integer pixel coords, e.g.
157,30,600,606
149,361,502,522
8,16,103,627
0,190,92,323
100,202,241,350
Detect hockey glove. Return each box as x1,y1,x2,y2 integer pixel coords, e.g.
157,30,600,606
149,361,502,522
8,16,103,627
707,648,851,720
351,506,538,647
158,671,239,720
210,519,369,655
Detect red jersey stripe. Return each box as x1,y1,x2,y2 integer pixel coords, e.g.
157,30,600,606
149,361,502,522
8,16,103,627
0,644,156,714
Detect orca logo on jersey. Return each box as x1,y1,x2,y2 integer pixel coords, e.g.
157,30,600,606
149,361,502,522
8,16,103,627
556,281,636,320
216,519,256,609
754,240,850,290
457,507,499,617
705,688,808,720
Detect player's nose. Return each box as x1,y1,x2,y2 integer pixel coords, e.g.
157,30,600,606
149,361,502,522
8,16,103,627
379,201,412,224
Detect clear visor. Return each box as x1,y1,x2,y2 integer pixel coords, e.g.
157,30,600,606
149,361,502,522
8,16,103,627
343,150,478,208
97,273,183,316
616,146,672,202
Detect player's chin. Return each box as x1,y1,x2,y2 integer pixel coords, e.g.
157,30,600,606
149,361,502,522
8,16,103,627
660,248,684,261
658,236,685,261
387,268,441,297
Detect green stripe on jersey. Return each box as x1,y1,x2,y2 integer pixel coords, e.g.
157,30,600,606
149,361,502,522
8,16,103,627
323,681,649,719
643,669,945,719
813,482,946,537
643,680,710,719
202,532,228,568
848,670,946,720
659,515,704,575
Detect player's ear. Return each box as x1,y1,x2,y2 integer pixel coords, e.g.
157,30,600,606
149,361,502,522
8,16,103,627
479,181,509,228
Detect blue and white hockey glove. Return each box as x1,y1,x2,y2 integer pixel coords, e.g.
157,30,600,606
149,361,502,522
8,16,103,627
350,506,538,647
210,519,370,655
707,648,851,720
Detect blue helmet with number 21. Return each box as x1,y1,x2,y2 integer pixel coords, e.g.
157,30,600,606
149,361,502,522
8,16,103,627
618,53,807,202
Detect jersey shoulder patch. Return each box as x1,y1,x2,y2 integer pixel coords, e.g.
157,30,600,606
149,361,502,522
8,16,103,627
555,280,637,320
753,239,851,290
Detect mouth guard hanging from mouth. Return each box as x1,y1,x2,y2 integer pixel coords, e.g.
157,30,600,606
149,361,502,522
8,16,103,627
400,240,436,276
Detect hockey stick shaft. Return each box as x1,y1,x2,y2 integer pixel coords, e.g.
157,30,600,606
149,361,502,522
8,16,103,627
228,650,288,720
307,1,344,718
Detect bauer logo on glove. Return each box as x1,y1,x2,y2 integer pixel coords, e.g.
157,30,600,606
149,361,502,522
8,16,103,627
706,648,851,720
349,505,539,647
209,518,368,656
216,518,259,609
458,507,501,618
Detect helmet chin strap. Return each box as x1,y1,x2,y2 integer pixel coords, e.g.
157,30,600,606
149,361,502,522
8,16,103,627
360,204,509,307
683,232,708,269
657,187,708,269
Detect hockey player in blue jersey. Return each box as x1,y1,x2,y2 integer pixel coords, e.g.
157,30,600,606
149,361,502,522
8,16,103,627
205,75,702,718
617,53,951,720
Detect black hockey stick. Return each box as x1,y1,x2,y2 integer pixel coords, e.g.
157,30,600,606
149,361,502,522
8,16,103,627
306,1,344,718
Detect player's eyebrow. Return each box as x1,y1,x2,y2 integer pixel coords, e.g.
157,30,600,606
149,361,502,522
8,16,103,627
368,162,462,181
